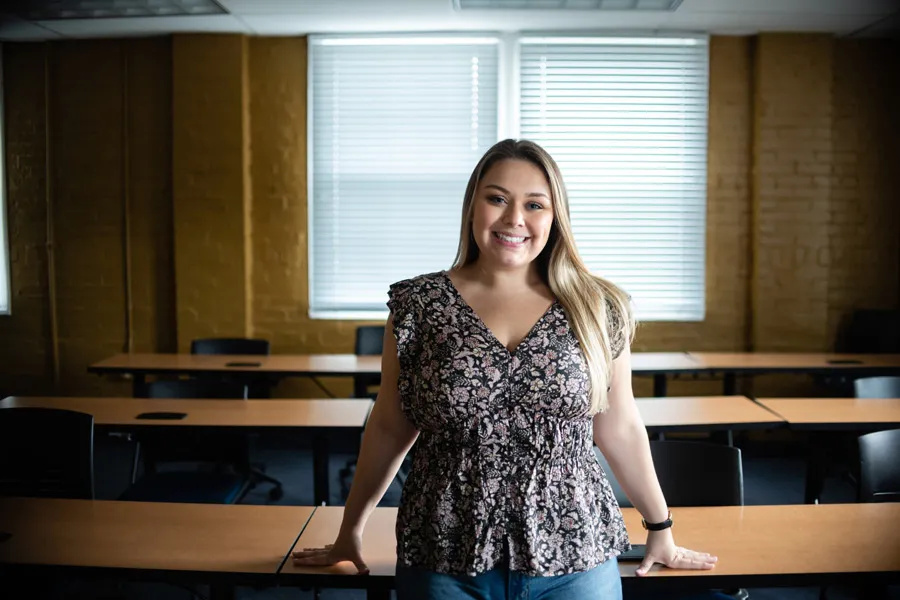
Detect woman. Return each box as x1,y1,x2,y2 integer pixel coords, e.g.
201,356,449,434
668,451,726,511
293,139,717,599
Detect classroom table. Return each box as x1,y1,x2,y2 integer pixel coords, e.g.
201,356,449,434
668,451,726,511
636,395,785,442
0,497,314,600
0,396,373,506
282,503,900,598
687,352,900,394
88,353,384,397
89,352,702,397
755,397,900,431
756,397,900,504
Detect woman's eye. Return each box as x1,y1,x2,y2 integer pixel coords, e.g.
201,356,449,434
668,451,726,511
488,196,506,204
528,202,544,210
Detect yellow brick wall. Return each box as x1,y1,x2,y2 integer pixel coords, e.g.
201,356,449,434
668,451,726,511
1,44,53,395
0,39,173,396
1,34,898,398
172,34,251,351
828,39,900,339
125,39,176,356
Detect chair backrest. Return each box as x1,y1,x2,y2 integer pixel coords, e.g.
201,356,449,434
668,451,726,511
835,309,900,354
146,379,248,400
854,376,900,399
0,407,94,500
858,428,900,503
140,381,249,469
355,326,385,355
595,440,743,508
354,326,384,399
190,338,270,356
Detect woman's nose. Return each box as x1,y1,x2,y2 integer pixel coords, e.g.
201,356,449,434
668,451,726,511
502,204,525,227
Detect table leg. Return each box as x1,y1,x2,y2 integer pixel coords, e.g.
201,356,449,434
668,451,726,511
723,372,737,395
804,433,826,504
132,373,147,398
652,374,667,397
313,432,330,506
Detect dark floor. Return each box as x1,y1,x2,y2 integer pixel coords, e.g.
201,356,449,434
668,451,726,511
35,429,900,599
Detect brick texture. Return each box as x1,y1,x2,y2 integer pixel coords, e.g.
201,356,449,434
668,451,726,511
172,34,251,351
753,34,835,353
126,38,176,355
249,37,366,397
50,41,128,395
827,39,900,340
0,44,52,395
1,34,898,399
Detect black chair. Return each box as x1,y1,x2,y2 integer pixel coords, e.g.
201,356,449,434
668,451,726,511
835,309,900,354
340,325,411,498
190,337,274,398
0,407,95,500
190,337,271,356
858,429,900,503
189,337,284,500
854,376,900,399
353,325,384,399
598,441,746,600
596,440,743,508
120,380,253,504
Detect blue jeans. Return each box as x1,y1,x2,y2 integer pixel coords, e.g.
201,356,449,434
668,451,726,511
395,557,622,600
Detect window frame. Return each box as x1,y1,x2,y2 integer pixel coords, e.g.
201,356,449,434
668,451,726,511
306,32,709,322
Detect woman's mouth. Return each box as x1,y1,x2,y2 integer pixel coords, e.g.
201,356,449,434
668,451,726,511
492,232,529,247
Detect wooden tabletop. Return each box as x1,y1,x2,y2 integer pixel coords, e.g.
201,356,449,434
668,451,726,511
628,352,701,373
0,497,312,574
687,352,900,372
89,353,384,376
756,397,900,429
619,504,900,579
89,352,702,376
0,396,374,429
285,506,399,577
283,503,900,582
636,396,784,431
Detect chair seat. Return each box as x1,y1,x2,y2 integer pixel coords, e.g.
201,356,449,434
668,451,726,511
119,471,248,504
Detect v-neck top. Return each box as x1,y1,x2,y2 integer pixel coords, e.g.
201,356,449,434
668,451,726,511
387,271,630,577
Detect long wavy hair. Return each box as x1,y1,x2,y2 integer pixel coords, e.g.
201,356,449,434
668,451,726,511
452,139,635,413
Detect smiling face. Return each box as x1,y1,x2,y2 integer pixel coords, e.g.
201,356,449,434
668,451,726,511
470,158,555,272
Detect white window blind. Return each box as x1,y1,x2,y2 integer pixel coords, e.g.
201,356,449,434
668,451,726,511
309,36,500,318
519,36,708,321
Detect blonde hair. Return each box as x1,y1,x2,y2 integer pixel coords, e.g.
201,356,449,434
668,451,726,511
452,139,635,413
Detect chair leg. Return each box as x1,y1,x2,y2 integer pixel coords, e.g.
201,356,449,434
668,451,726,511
251,467,284,501
130,441,141,484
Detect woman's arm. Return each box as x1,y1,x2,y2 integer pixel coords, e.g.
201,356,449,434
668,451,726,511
592,345,717,575
293,314,419,573
592,345,668,523
340,314,419,532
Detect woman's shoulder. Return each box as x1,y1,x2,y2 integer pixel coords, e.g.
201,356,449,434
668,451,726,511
389,270,447,296
387,271,449,313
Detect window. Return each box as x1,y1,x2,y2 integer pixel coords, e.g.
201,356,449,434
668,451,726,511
0,45,9,316
309,36,499,319
519,36,708,321
308,34,708,321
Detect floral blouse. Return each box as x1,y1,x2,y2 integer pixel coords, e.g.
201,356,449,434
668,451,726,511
387,271,630,577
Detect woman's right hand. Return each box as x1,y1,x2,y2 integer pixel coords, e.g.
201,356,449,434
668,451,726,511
291,531,369,575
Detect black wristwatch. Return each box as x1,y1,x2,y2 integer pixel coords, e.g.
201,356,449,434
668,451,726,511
641,510,673,531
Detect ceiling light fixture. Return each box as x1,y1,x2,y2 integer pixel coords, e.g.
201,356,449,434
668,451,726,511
5,0,226,20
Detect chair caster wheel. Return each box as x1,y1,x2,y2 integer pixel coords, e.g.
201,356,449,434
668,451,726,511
268,486,284,501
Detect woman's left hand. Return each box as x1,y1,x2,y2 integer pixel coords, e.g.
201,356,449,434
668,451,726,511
635,529,718,576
